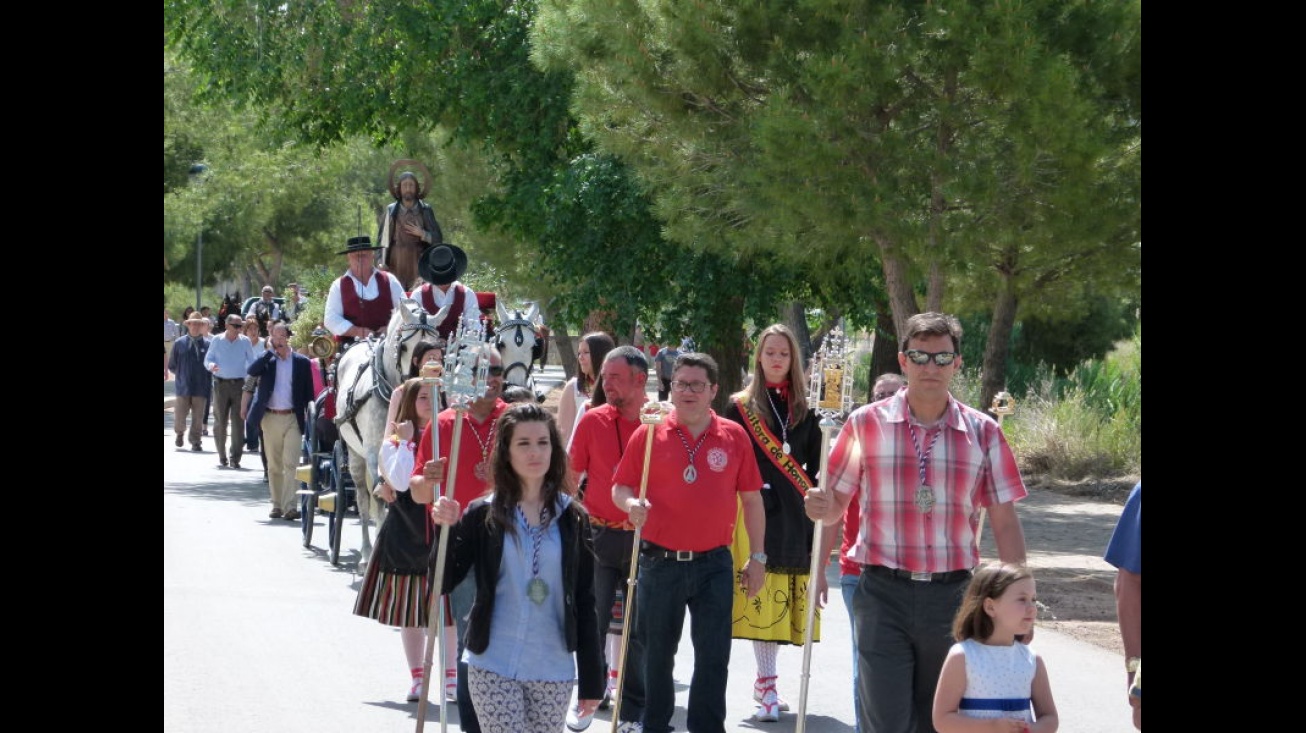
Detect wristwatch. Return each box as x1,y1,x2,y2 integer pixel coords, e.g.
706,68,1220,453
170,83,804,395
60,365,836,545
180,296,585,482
1125,656,1141,674
749,552,768,564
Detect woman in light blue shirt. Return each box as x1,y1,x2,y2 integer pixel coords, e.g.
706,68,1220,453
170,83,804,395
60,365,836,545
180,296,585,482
431,404,605,732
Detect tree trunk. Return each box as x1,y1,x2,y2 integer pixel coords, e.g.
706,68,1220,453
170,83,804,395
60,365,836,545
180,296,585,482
542,298,577,379
781,301,812,368
876,234,920,341
981,287,1019,419
866,301,901,403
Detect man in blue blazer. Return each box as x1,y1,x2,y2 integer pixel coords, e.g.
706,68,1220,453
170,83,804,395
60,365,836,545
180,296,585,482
247,322,314,520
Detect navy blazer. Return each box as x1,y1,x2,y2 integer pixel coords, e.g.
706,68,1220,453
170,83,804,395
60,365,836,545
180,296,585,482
246,350,314,435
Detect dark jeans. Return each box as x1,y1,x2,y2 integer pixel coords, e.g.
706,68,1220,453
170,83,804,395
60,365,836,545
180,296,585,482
635,546,734,733
450,574,481,733
592,526,644,723
657,378,671,402
853,568,969,733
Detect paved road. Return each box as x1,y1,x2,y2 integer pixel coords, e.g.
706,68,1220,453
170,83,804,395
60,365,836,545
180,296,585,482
163,379,1133,732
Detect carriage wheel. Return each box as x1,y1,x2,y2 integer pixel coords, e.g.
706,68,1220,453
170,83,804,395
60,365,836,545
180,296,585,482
300,490,317,548
329,443,348,566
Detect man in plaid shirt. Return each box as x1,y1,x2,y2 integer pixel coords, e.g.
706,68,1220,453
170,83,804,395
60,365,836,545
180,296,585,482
805,312,1030,733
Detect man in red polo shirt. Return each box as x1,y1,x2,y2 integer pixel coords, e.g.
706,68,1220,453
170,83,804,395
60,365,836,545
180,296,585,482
410,343,506,732
612,352,766,733
565,345,651,731
324,235,404,343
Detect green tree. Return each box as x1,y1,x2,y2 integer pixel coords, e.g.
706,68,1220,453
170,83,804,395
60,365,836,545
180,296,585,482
531,0,1141,408
165,0,803,405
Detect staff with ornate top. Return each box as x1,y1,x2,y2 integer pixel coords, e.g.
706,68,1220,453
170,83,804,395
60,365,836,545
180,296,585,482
795,326,855,733
608,399,670,731
414,321,491,733
975,391,1016,553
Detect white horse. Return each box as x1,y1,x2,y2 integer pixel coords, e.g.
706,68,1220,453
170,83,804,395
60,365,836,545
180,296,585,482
334,297,447,565
494,301,544,399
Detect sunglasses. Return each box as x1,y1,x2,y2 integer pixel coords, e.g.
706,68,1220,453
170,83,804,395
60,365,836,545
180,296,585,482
486,365,505,377
873,390,897,401
904,349,958,367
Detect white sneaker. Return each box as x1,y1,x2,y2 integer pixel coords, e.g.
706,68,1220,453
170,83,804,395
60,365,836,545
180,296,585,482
565,700,595,731
753,683,782,722
616,722,643,733
406,678,423,703
754,677,790,712
600,675,617,710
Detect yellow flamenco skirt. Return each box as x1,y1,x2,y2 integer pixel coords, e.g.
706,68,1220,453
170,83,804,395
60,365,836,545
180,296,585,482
729,501,821,646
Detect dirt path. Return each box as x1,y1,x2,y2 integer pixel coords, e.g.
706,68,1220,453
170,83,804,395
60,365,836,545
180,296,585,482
983,479,1135,655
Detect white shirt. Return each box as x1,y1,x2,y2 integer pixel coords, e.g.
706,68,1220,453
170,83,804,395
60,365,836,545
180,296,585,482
413,281,482,333
323,268,404,336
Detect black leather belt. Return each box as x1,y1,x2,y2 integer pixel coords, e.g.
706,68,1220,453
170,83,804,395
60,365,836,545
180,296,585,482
640,541,726,562
863,564,972,584
215,377,245,383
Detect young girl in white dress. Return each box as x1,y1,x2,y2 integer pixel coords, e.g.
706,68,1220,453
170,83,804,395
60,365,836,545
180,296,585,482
932,562,1060,733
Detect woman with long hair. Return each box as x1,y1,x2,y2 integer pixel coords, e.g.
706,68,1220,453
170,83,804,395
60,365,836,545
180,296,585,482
723,323,826,722
352,374,450,703
556,331,615,450
430,403,604,732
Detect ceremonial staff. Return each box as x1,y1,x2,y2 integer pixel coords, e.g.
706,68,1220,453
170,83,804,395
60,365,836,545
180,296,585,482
609,401,670,732
796,327,854,733
416,322,489,733
976,391,1016,553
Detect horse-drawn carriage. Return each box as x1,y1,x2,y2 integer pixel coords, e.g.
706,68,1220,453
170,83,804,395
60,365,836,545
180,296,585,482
296,390,358,565
293,295,547,568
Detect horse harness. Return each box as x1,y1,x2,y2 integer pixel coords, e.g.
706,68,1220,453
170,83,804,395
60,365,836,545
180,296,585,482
495,315,540,388
334,311,441,440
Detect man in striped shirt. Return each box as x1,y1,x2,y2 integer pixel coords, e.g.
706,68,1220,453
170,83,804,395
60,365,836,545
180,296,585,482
805,312,1029,733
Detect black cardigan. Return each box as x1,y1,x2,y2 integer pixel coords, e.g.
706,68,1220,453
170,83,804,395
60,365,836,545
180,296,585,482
431,496,605,701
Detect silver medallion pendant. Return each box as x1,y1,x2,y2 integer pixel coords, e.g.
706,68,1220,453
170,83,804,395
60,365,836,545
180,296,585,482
683,464,698,484
474,461,490,482
914,485,936,512
782,441,791,455
527,578,549,605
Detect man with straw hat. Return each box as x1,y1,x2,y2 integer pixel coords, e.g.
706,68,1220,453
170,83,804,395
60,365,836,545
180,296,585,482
169,310,214,452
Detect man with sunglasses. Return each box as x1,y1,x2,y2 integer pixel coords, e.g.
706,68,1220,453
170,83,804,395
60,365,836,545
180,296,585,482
204,314,256,469
409,344,507,732
805,312,1029,733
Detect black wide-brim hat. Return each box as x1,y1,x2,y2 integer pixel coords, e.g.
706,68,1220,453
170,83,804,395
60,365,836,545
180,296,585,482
338,235,383,255
419,243,468,285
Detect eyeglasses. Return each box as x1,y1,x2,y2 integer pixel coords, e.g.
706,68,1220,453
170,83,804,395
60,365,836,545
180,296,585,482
904,349,958,367
671,380,710,394
872,390,898,401
486,365,505,377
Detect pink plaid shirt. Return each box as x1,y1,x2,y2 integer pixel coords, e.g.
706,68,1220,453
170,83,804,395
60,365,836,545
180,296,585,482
827,390,1027,574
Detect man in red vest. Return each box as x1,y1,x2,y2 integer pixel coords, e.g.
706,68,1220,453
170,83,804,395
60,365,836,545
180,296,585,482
324,236,404,344
410,243,483,343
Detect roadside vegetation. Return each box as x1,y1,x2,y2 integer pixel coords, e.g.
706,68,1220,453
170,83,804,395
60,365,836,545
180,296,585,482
955,324,1140,483
852,321,1140,484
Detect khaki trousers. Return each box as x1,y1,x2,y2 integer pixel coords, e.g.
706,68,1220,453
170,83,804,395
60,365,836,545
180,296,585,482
173,395,208,447
261,412,303,513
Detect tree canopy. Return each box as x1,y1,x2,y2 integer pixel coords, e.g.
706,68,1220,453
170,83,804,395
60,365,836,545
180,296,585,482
165,0,1140,405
